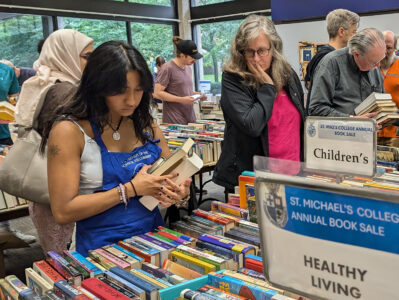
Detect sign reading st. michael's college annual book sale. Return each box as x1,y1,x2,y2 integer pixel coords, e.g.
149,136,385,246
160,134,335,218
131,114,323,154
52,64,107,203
254,157,399,300
305,117,376,177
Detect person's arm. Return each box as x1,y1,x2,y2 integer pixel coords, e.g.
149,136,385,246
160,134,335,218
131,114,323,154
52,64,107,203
308,61,348,117
153,83,195,104
220,72,276,138
48,121,178,224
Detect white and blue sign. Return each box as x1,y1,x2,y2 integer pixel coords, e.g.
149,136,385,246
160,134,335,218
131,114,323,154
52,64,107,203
257,179,399,300
305,117,376,176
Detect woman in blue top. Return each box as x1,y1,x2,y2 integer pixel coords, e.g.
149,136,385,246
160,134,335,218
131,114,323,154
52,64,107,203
40,41,191,256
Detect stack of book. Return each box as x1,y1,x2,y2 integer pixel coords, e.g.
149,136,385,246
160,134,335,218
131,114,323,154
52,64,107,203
354,92,399,128
160,122,224,165
0,101,15,123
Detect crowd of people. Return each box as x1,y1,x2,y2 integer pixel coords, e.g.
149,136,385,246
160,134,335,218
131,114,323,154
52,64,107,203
0,9,398,255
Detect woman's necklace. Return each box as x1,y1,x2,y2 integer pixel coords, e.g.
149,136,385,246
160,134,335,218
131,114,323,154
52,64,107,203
109,117,123,141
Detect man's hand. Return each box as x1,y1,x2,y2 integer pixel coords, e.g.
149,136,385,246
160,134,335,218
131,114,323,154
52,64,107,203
180,96,196,104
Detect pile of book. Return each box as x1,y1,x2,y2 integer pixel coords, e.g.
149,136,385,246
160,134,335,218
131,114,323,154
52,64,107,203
0,101,15,123
0,221,304,300
160,122,224,165
354,92,399,128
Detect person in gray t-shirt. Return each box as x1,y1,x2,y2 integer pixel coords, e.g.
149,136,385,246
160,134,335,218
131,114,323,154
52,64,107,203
308,28,385,118
154,36,206,124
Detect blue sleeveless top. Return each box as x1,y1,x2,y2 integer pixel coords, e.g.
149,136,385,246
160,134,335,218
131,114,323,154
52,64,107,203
76,120,164,257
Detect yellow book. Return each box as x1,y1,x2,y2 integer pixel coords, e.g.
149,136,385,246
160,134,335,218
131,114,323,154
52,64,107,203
86,257,106,271
170,251,216,275
129,269,168,289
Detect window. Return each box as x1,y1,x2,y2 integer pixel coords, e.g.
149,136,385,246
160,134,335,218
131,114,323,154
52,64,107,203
130,22,174,70
194,19,242,95
128,0,172,5
59,17,127,47
0,13,43,67
191,0,234,6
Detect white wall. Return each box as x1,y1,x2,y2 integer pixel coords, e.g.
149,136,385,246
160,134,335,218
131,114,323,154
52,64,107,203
276,12,399,76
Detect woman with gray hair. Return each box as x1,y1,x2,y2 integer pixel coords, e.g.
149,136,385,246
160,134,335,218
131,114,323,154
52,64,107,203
212,14,306,191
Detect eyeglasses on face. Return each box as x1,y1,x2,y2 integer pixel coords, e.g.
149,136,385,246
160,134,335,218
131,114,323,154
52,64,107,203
243,47,271,58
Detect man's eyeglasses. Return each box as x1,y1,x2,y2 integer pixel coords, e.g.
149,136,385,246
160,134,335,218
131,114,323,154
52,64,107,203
80,52,92,60
243,47,271,58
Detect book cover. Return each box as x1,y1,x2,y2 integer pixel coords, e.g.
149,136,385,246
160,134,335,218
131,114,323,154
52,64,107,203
103,271,145,300
162,259,202,280
5,275,30,294
63,256,91,280
198,234,255,255
75,286,101,300
47,251,82,286
198,285,246,300
238,175,255,209
207,272,278,300
32,260,65,285
81,277,131,300
25,268,52,296
211,201,249,219
0,278,18,300
141,262,186,285
97,276,139,299
195,240,243,269
53,280,89,300
170,251,216,275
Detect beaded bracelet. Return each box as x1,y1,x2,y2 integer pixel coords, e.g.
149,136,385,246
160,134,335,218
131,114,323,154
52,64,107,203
119,183,128,209
175,194,190,208
116,185,123,203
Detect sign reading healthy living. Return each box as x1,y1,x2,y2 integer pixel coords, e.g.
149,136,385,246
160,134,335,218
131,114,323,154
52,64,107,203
305,117,376,176
256,179,399,299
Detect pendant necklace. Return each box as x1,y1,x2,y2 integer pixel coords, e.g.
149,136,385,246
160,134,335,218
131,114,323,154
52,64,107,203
109,117,123,141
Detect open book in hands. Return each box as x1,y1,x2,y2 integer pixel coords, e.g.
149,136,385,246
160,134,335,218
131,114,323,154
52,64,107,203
139,138,203,211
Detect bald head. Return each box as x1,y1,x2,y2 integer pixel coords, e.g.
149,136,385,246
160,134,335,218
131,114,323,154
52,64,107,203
381,30,397,70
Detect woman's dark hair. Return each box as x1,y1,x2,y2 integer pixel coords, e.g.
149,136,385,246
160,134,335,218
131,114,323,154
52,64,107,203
40,40,154,153
155,56,165,67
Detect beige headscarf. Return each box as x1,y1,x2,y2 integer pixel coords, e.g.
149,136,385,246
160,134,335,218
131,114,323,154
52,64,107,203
15,29,93,127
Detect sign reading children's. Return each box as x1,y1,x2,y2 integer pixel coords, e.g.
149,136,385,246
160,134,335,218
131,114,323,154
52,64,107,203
305,117,376,176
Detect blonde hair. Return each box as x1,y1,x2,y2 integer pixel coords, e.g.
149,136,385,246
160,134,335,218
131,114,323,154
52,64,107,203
326,9,359,39
224,14,292,92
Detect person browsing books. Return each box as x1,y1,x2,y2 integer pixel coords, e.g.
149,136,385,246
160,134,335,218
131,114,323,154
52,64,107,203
153,36,206,124
15,29,94,254
378,30,399,147
212,15,306,191
304,9,359,108
308,28,385,117
40,41,191,256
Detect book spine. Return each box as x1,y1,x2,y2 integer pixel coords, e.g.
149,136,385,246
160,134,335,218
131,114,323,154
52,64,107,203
45,259,75,286
53,280,83,299
5,275,30,293
108,267,157,300
103,271,145,297
0,278,19,300
177,245,225,264
18,289,42,300
63,257,91,280
110,245,144,263
68,251,103,277
134,269,172,287
81,278,130,300
93,249,130,270
117,241,155,265
97,277,136,299
44,290,63,300
88,251,116,270
144,233,176,248
147,232,179,247
32,260,65,285
75,286,101,300
63,251,95,278
25,268,52,296
102,245,139,269
47,252,82,286
137,235,173,250
157,226,193,241
211,201,249,219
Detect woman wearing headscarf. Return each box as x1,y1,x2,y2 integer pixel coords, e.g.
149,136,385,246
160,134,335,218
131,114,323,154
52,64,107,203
212,15,306,191
15,29,94,254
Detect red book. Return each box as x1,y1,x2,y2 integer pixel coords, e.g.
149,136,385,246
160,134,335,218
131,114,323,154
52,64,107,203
81,278,130,300
32,260,65,285
245,258,263,273
46,258,74,283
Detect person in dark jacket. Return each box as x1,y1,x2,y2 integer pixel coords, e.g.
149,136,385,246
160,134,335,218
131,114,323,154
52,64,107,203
212,14,306,191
